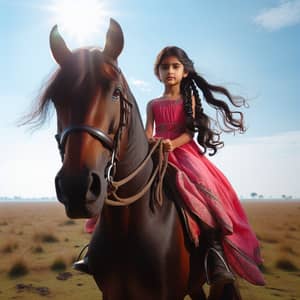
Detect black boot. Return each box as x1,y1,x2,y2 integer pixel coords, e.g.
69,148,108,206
73,256,92,275
204,234,235,285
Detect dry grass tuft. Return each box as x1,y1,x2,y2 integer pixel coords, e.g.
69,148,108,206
1,241,18,253
31,245,44,254
280,245,297,255
255,233,262,240
60,220,76,226
51,257,67,272
8,259,29,278
34,232,59,243
260,236,279,244
285,232,297,240
258,263,270,274
288,226,297,231
275,258,298,272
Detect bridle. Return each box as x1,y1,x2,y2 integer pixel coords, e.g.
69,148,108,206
55,62,132,186
55,98,131,190
54,64,168,207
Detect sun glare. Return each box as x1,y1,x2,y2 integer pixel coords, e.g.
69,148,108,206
46,0,111,43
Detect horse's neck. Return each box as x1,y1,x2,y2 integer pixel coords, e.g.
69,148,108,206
115,101,153,196
116,103,150,178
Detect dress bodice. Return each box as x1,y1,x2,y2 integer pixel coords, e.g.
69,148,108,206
151,98,186,139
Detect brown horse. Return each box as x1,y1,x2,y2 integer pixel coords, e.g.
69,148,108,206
31,19,242,300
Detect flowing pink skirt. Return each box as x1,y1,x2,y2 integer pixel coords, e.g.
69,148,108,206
167,140,265,285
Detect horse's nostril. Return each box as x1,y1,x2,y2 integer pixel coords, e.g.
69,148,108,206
90,172,101,197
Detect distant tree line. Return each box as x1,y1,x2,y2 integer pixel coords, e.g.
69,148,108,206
249,192,293,199
0,196,56,201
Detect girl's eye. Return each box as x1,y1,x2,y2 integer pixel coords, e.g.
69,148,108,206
112,88,121,101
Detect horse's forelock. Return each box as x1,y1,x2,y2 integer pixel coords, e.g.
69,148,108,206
24,48,121,128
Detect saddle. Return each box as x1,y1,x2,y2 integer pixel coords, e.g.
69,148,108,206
150,143,200,248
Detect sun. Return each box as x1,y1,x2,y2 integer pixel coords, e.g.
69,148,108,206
46,0,112,43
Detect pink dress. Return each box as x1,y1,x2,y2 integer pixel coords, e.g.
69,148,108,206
151,97,265,286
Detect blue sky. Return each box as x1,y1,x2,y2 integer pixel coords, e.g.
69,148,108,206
0,0,299,199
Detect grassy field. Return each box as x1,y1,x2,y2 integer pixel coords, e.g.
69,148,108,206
0,201,299,299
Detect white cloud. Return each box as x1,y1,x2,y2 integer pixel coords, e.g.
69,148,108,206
210,130,300,199
129,78,152,92
254,0,300,31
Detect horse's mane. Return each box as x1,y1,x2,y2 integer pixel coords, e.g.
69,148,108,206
23,48,120,129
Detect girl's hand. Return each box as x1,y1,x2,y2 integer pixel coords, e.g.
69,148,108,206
148,137,158,144
162,139,174,152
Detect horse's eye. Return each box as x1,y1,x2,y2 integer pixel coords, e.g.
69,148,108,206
108,121,115,134
112,88,121,101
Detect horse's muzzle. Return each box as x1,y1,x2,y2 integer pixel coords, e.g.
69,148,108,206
55,169,106,218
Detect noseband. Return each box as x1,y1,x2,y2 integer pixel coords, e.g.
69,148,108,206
55,125,114,155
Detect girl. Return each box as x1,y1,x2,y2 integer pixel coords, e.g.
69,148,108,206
145,46,265,286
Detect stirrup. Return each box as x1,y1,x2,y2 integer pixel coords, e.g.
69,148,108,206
75,243,89,262
73,257,91,274
204,247,232,285
72,244,91,274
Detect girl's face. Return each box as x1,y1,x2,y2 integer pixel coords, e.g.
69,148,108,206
158,55,188,87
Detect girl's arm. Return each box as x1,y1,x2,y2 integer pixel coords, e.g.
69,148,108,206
171,132,193,148
163,132,193,151
145,101,154,140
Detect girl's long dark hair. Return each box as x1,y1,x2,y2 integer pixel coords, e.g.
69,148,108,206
154,46,248,156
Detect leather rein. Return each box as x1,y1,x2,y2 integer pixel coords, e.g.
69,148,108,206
55,72,168,207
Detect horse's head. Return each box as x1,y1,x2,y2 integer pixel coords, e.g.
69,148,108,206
50,19,130,218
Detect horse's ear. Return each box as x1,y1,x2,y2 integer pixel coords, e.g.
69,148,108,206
103,18,124,60
49,25,72,66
